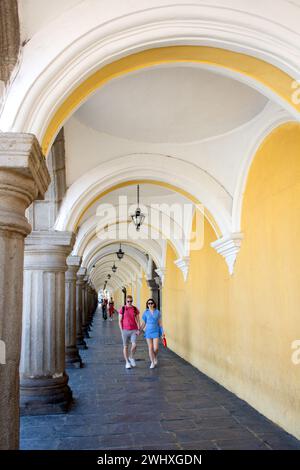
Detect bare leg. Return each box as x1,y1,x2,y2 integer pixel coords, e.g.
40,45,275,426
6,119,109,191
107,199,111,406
123,345,129,362
130,342,137,358
153,337,159,363
146,338,155,363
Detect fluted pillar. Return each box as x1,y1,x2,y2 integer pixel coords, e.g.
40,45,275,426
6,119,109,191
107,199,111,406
20,231,75,415
65,256,82,368
82,277,90,338
147,278,161,310
0,134,50,449
93,289,98,315
76,267,87,349
87,284,94,326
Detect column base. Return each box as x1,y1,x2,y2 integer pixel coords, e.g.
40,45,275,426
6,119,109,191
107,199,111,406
65,346,83,369
20,373,73,415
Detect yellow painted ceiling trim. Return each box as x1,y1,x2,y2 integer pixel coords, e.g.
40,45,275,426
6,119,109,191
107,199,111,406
42,45,298,154
75,179,220,237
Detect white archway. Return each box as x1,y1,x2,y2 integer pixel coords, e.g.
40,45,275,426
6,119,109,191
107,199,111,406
80,241,150,275
81,232,163,272
1,1,300,142
73,202,189,261
55,154,230,236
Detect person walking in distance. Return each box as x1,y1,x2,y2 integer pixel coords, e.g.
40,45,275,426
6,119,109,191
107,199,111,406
140,298,164,369
108,297,115,321
102,297,107,320
119,295,141,369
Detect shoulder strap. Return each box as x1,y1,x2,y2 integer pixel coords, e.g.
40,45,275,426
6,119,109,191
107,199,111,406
120,305,125,329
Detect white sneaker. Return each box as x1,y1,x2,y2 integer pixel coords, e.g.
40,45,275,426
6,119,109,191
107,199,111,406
125,362,131,369
129,357,136,367
154,357,158,366
150,362,155,369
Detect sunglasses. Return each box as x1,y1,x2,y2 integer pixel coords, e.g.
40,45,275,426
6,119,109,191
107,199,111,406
127,300,133,303
148,302,154,305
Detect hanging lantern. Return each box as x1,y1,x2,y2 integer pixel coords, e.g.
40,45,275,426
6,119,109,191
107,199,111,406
112,263,117,273
116,243,124,260
131,184,145,231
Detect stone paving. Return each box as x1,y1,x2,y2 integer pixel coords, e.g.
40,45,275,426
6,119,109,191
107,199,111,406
20,307,300,450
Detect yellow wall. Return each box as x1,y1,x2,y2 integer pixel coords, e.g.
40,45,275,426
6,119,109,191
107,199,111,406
113,289,123,310
163,122,300,439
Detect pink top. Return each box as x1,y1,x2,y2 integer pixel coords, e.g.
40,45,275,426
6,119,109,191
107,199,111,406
119,305,140,330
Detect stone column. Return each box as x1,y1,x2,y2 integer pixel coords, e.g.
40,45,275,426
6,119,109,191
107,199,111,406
82,278,90,338
0,133,50,450
20,231,75,415
90,286,96,323
65,256,82,368
76,267,87,350
147,278,161,310
93,290,98,312
87,284,94,326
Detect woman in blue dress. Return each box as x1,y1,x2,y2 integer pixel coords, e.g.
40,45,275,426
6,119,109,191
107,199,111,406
140,298,164,369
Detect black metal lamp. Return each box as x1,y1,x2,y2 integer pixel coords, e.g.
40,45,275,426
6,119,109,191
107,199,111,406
131,184,145,231
116,243,124,260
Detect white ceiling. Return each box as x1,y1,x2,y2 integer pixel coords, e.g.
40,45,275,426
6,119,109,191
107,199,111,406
75,65,268,144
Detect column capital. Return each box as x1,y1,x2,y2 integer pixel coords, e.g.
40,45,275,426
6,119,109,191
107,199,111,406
24,231,76,271
76,267,86,285
25,230,75,247
67,255,82,268
66,255,82,279
66,256,82,282
0,133,50,236
0,133,50,198
77,267,86,277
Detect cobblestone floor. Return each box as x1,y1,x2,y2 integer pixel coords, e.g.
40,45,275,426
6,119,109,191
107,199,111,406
20,307,300,450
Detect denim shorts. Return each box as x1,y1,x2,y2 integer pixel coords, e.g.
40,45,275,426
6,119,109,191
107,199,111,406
121,329,137,346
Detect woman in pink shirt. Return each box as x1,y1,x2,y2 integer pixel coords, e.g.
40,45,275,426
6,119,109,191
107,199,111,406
119,295,140,369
